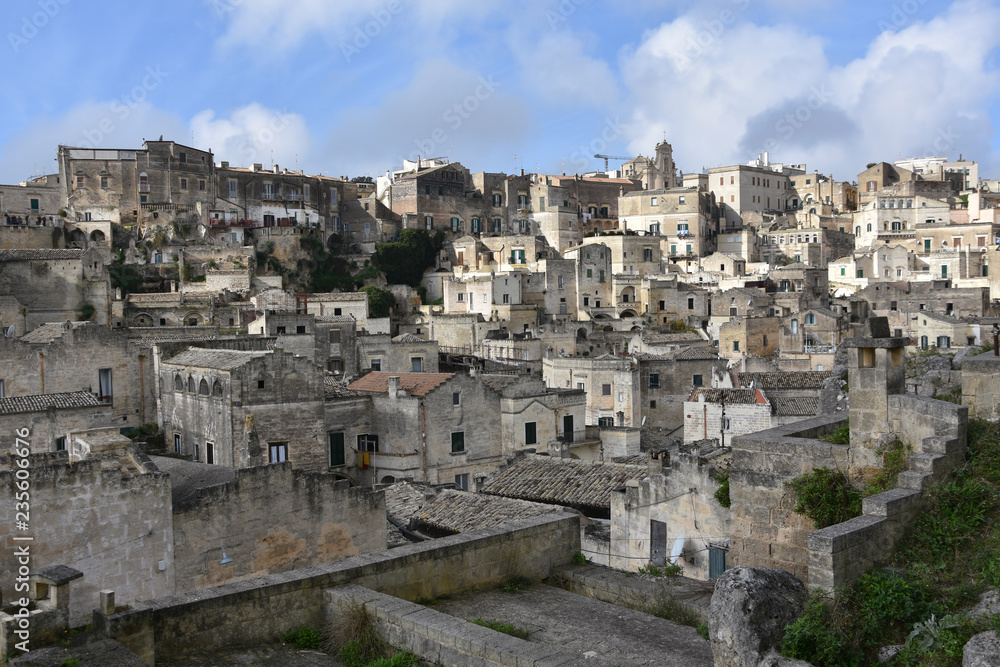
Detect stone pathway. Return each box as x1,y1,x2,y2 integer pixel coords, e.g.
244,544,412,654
159,644,342,666
432,582,713,666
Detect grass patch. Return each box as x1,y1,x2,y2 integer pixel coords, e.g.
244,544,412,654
865,438,911,496
469,618,530,639
646,595,701,628
327,600,417,667
283,625,323,651
502,575,532,593
638,562,683,578
780,418,1000,666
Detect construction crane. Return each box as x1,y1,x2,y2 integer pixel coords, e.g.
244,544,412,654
594,154,632,171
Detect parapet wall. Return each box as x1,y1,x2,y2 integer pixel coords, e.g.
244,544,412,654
96,513,580,664
961,353,1000,420
808,395,967,591
728,414,849,583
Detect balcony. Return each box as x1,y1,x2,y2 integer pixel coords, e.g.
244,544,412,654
261,193,276,201
804,344,836,354
556,426,601,446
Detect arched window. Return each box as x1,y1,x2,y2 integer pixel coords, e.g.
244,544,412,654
867,223,872,232
187,376,195,393
199,379,209,395
213,380,223,397
855,226,861,237
174,374,183,391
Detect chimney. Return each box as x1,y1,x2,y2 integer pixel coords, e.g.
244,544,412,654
253,163,262,172
273,164,280,174
220,161,229,168
648,451,667,475
388,375,400,400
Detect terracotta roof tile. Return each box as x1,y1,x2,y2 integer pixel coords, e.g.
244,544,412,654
346,371,454,397
688,388,768,405
735,371,832,390
0,391,103,415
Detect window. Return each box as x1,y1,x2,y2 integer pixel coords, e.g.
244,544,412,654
857,269,864,279
452,391,461,406
76,175,84,189
411,357,423,372
451,431,465,453
276,326,287,335
651,197,658,206
598,417,614,427
179,152,186,163
370,359,381,371
98,368,113,404
174,374,183,391
329,432,345,467
602,383,612,396
733,340,740,352
56,437,66,452
213,380,223,398
587,269,593,278
296,325,306,334
492,193,502,207
180,178,188,190
679,196,685,204
455,473,469,491
804,313,816,325
199,379,209,395
328,328,341,344
194,444,200,462
357,434,379,452
650,400,657,408
649,373,660,388
268,443,288,463
693,374,703,387
229,179,237,198
688,297,695,310
257,379,265,389
206,442,215,465
101,176,109,188
457,292,465,302
328,359,343,373
525,422,537,445
451,216,460,231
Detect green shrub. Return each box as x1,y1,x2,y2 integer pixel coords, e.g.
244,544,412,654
282,625,322,650
822,420,850,444
571,551,587,565
714,470,731,508
638,562,683,578
787,467,862,528
469,618,530,639
78,303,95,321
696,623,709,641
865,438,910,496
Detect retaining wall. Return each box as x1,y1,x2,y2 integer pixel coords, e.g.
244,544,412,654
95,513,579,665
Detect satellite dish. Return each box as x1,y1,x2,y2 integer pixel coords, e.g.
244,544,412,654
642,416,647,426
4,325,14,337
670,536,685,564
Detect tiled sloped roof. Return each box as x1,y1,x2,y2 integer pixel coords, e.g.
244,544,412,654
384,482,563,534
688,388,768,405
127,293,182,303
309,292,368,302
19,321,88,344
163,347,270,370
324,374,361,399
771,397,820,417
392,333,426,343
0,391,102,415
480,457,646,510
736,371,832,390
347,371,453,396
0,249,85,261
674,346,719,361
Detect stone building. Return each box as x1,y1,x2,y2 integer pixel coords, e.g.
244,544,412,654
494,377,592,459
618,187,719,259
0,248,111,329
708,164,792,228
0,173,62,219
683,388,771,444
719,316,781,361
0,392,113,455
159,347,325,468
345,371,506,488
543,354,641,427
638,349,725,432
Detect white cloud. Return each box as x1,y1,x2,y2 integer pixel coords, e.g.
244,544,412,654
318,59,532,177
508,30,620,108
190,104,312,170
620,0,1000,178
0,100,186,184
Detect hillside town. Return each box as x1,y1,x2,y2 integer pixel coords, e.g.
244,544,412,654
3,135,1000,666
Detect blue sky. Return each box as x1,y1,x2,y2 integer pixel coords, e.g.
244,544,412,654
2,0,999,185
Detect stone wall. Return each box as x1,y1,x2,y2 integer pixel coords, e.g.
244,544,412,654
95,513,580,664
728,414,849,583
0,400,114,455
171,463,386,592
0,451,174,625
808,394,967,590
961,352,1000,419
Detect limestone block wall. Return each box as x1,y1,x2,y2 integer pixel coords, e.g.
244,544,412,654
96,514,580,665
728,414,849,583
961,353,1000,419
171,464,386,592
0,453,174,625
808,395,967,591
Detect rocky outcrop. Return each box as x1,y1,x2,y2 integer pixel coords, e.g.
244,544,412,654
709,567,808,667
963,630,1000,666
757,648,815,666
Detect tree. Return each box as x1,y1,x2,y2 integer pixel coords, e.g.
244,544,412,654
373,228,442,287
361,285,394,318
